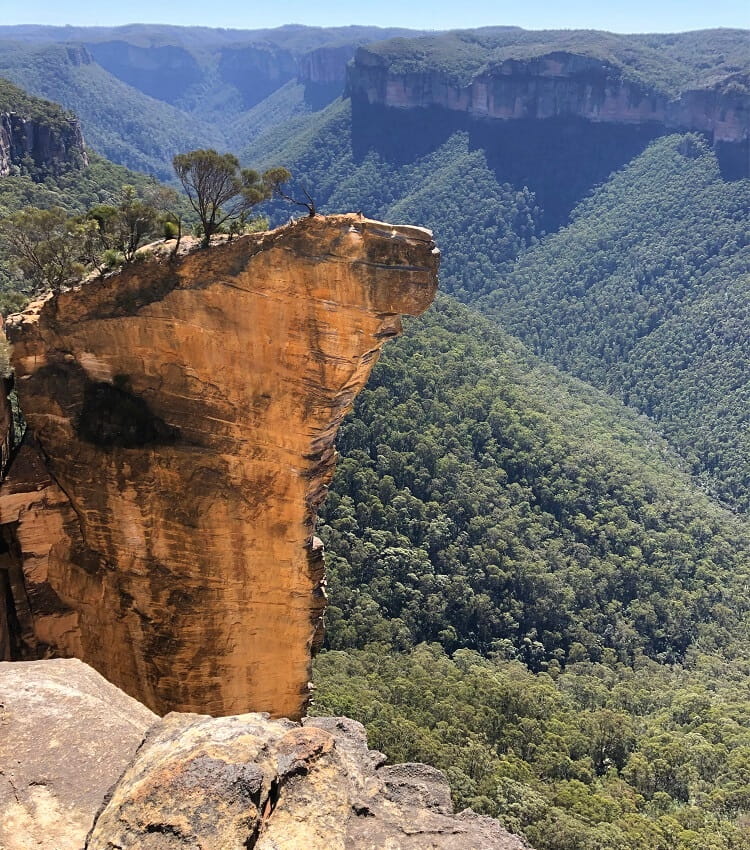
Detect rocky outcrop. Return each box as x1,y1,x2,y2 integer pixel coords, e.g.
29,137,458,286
0,659,530,850
91,712,530,850
299,45,358,85
298,45,359,106
0,109,87,177
0,658,156,850
0,215,439,720
673,71,750,144
348,48,750,159
218,43,298,108
350,51,663,123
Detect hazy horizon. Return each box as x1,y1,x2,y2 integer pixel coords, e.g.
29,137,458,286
2,0,748,36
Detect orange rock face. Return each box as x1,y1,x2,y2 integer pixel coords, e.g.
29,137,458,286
1,215,439,719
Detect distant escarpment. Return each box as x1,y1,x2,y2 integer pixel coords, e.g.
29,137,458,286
299,44,358,85
0,78,87,177
349,47,750,180
86,39,355,110
0,215,438,720
299,44,360,108
82,31,421,112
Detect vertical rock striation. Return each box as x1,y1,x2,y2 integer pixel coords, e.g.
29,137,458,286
1,214,439,720
348,48,750,175
0,111,87,177
298,44,358,85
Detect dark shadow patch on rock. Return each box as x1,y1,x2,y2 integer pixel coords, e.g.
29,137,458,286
76,380,180,449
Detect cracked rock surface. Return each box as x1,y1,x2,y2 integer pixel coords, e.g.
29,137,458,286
0,659,531,850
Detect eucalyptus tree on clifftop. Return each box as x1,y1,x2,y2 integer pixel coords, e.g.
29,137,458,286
172,149,290,247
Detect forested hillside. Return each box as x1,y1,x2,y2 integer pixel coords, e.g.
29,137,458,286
357,27,750,93
319,298,750,666
313,297,750,849
482,134,750,510
252,88,750,514
0,43,221,180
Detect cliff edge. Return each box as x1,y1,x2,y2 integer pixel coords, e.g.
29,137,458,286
0,659,530,850
0,214,439,720
348,45,750,176
0,77,88,177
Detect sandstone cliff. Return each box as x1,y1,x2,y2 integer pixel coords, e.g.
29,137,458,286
298,45,358,85
298,44,360,106
0,214,438,720
348,47,750,163
0,659,530,850
0,107,87,177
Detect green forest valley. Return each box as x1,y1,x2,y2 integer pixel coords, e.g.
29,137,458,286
0,20,750,850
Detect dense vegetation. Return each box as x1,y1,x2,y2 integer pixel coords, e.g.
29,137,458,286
257,102,750,519
225,80,327,155
253,101,541,298
0,150,167,222
482,134,750,510
359,27,750,93
313,297,750,848
315,646,750,850
319,298,750,666
0,152,181,312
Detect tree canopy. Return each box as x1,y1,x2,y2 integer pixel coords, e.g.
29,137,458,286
172,149,289,246
0,206,92,294
313,297,750,850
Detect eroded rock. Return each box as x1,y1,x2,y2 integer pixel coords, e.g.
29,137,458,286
87,709,530,850
0,658,157,850
0,660,531,850
0,110,87,178
0,214,439,719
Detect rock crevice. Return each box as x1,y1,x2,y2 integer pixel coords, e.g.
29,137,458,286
0,659,531,850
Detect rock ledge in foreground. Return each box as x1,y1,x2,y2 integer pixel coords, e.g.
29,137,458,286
0,659,532,850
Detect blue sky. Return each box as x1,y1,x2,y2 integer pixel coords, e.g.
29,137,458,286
1,0,748,32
